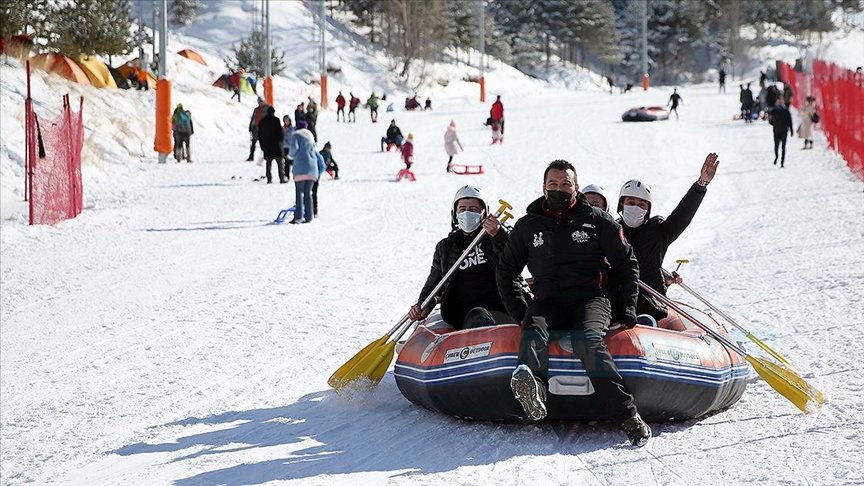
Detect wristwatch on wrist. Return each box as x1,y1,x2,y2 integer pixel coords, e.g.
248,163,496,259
697,178,709,187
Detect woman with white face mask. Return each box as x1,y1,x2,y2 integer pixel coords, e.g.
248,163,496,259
409,185,522,329
617,153,720,319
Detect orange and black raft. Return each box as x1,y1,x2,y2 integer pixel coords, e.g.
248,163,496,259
394,303,748,422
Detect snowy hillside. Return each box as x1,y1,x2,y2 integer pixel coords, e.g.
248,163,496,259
2,1,864,485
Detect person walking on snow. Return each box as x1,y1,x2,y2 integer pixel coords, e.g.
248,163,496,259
769,99,794,168
348,92,360,122
444,120,464,173
247,97,269,161
614,153,719,321
797,96,817,150
288,120,319,224
409,185,521,330
667,88,682,119
258,106,286,184
335,91,346,122
490,95,504,135
495,159,651,447
171,104,194,163
367,92,379,123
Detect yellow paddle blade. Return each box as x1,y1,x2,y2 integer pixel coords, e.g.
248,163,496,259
332,340,397,391
746,332,794,369
747,355,825,413
328,335,388,389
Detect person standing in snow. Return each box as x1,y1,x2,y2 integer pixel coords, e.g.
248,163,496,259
401,133,415,169
495,159,651,447
768,99,794,168
247,97,269,161
614,153,719,321
367,92,379,123
667,88,683,119
741,84,754,123
311,150,327,219
409,185,516,330
306,96,319,143
294,102,306,125
258,106,286,184
229,70,242,102
282,115,295,180
348,92,360,122
171,104,194,163
288,120,318,224
782,83,794,107
797,96,817,150
718,68,726,93
335,91,346,122
490,95,504,135
444,120,464,173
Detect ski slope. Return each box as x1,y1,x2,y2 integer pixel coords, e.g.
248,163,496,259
2,2,864,485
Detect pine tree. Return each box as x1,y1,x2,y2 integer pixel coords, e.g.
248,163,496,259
170,0,202,27
46,0,134,60
224,30,286,77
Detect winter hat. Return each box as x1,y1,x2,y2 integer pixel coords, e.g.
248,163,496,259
407,133,414,141
266,106,275,115
296,120,308,129
324,142,331,149
449,120,456,128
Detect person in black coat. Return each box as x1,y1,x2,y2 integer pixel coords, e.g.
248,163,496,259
381,119,404,151
741,83,754,123
769,100,794,168
409,185,517,329
615,153,719,320
258,106,286,183
496,160,651,447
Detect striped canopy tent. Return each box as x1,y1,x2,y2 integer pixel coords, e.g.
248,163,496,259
177,48,207,66
77,56,117,89
29,53,91,85
116,60,156,89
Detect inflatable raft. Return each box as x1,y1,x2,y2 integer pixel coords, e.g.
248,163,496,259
622,106,670,122
394,304,748,422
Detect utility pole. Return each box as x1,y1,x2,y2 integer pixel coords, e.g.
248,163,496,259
641,0,649,90
320,0,328,108
264,0,274,106
478,0,485,102
151,0,157,67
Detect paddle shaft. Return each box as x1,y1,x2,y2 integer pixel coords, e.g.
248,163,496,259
662,268,756,339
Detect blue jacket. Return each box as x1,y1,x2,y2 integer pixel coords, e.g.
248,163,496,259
290,129,319,178
315,152,326,179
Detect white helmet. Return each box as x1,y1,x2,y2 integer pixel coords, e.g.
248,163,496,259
451,185,489,226
581,184,610,210
617,179,653,213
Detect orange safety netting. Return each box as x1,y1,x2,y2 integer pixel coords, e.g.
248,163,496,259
27,95,84,225
780,61,864,181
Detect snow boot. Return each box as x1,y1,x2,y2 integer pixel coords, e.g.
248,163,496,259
511,365,547,421
621,413,652,447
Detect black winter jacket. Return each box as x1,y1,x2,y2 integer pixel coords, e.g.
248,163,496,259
770,106,794,136
619,182,706,312
497,194,639,324
417,226,513,326
257,115,284,159
386,125,403,142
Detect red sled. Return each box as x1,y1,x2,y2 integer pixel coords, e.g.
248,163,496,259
396,168,417,181
449,164,484,175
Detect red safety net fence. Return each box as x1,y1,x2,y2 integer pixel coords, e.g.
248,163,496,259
779,61,864,181
25,94,84,225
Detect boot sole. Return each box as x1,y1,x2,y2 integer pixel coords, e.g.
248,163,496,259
511,368,547,421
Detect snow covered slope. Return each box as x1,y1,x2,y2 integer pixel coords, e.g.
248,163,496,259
2,1,863,485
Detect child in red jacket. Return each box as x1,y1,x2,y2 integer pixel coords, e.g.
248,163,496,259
402,133,415,169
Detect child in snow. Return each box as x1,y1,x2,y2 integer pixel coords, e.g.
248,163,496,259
320,141,339,179
444,120,464,172
402,133,415,169
490,120,503,144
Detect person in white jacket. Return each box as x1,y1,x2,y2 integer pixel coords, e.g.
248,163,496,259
797,96,817,150
444,120,465,173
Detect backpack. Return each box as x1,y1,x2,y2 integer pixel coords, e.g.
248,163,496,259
811,112,820,124
176,110,193,134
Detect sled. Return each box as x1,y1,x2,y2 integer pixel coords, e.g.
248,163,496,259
273,205,297,224
396,168,416,182
449,164,484,175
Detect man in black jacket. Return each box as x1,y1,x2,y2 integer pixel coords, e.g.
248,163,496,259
257,106,286,184
616,153,719,319
409,185,514,329
496,160,651,447
381,120,404,152
769,100,794,167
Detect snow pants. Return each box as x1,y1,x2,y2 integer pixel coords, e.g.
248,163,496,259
265,156,285,183
518,296,637,422
773,131,788,166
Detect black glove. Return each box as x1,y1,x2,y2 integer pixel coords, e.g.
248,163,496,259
615,311,639,329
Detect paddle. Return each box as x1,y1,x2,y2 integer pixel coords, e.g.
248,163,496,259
328,200,514,391
662,267,794,369
637,280,824,413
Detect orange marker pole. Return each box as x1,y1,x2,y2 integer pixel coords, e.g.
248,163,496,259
479,76,486,103
155,78,172,163
320,74,328,109
642,73,650,91
264,76,274,106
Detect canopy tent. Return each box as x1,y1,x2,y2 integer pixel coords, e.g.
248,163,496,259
213,74,255,94
77,56,117,89
116,61,156,89
29,53,91,85
107,66,131,89
177,48,207,66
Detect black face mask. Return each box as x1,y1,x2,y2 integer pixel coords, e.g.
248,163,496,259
545,190,573,213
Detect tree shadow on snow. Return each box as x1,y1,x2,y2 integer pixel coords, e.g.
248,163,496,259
111,377,652,484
